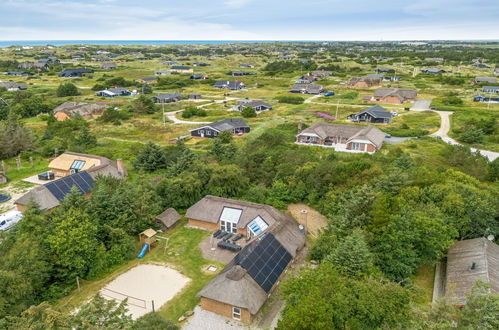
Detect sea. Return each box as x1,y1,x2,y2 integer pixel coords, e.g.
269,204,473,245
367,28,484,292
0,40,314,48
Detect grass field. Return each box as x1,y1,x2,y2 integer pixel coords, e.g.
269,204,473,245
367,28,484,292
54,220,223,324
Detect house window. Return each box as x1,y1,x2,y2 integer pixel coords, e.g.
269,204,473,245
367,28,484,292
206,130,211,136
352,143,362,150
232,307,241,320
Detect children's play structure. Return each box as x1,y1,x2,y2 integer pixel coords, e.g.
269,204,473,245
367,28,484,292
137,228,157,258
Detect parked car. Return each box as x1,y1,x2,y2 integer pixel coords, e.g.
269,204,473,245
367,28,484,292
391,111,398,116
324,91,335,97
0,210,23,231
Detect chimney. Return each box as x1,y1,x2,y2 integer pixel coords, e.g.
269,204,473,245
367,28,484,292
116,158,127,178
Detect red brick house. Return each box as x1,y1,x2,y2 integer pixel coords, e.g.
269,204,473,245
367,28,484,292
296,122,386,154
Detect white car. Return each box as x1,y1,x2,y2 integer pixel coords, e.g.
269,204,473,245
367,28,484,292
0,210,23,231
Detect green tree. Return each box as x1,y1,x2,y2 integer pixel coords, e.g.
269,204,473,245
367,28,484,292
241,106,257,118
133,142,169,172
72,295,132,329
325,228,375,277
211,131,237,162
131,95,156,114
71,126,98,151
278,264,412,329
56,82,79,97
459,282,499,329
132,313,179,330
459,127,484,144
46,207,101,280
207,164,248,197
0,118,33,159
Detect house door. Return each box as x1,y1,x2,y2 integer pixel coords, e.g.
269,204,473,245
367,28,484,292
200,130,204,137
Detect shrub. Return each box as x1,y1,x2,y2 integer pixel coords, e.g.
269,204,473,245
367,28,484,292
181,107,207,118
56,82,79,97
459,127,484,144
275,95,304,104
241,107,257,118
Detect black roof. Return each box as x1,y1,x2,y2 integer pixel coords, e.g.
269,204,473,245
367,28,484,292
208,118,249,131
44,171,94,201
355,105,392,119
232,233,292,292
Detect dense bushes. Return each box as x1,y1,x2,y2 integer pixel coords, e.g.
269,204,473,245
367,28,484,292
275,95,304,104
181,106,207,118
0,177,161,318
56,82,79,97
263,60,317,74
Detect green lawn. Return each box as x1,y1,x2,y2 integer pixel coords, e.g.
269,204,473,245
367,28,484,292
412,264,436,305
55,220,223,324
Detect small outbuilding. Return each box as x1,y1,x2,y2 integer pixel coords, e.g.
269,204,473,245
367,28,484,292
444,237,498,306
156,208,181,231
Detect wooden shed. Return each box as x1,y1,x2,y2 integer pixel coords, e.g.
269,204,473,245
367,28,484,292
156,208,181,231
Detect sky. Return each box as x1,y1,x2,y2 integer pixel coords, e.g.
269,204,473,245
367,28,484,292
0,0,498,41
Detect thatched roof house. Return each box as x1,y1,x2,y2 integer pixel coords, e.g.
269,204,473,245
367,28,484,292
191,196,306,323
156,208,181,230
53,101,107,121
296,122,386,154
444,237,499,306
48,152,126,179
16,153,126,212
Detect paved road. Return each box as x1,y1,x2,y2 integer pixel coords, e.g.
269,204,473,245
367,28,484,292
384,136,413,144
430,111,499,161
411,99,432,111
166,110,211,124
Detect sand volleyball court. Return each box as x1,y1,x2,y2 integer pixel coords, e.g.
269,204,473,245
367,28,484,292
100,264,190,319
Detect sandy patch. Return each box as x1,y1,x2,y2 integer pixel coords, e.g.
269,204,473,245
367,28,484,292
287,204,328,237
0,184,35,213
101,264,190,319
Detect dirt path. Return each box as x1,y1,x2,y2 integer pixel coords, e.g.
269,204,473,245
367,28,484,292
166,97,239,125
430,110,499,161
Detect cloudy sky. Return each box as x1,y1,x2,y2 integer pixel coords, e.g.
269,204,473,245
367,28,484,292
0,0,498,40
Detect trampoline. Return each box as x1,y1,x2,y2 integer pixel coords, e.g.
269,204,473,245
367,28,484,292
0,193,11,203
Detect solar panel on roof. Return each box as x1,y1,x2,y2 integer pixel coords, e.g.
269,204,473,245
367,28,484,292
45,171,95,201
235,233,292,293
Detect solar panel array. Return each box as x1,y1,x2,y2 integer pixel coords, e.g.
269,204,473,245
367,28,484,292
235,233,292,292
45,171,94,201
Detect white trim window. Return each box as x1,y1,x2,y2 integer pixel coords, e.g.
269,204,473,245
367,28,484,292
352,142,362,150
219,207,242,234
232,307,241,320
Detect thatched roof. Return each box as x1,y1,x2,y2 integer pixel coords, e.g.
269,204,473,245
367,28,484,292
53,101,106,118
15,185,60,210
49,152,114,172
445,238,499,305
297,122,386,148
185,195,293,230
197,214,305,315
373,88,417,101
198,264,267,314
156,208,181,228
